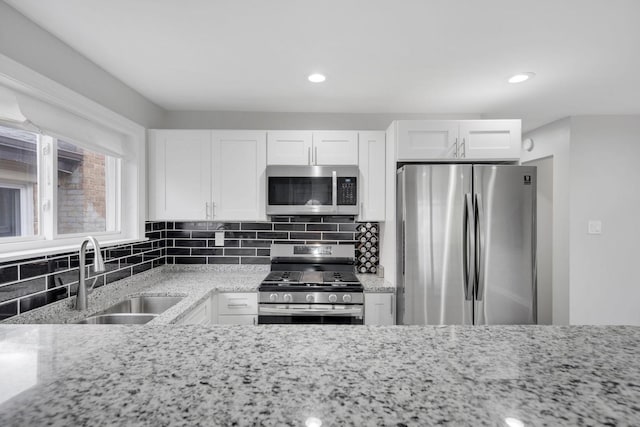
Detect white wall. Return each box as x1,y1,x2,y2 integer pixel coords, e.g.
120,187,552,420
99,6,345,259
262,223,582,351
522,118,571,325
0,2,165,128
568,116,640,325
162,111,481,131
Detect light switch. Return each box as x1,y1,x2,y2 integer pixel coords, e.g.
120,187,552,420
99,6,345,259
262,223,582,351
588,220,602,235
215,231,225,246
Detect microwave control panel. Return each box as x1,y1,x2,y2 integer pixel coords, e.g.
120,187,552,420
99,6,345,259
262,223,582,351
337,177,357,205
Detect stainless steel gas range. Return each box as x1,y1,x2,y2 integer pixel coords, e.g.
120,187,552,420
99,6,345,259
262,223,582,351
258,244,364,325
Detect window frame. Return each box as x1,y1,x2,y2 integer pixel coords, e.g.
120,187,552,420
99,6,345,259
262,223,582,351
0,180,34,239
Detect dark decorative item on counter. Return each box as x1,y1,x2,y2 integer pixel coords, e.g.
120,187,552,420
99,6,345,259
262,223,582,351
356,222,379,274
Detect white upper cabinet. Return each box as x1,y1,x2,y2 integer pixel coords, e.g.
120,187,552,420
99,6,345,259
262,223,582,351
148,130,212,220
396,121,458,160
395,120,521,161
148,129,266,221
459,120,521,159
267,131,312,165
267,131,358,165
212,131,266,221
312,131,358,165
358,131,385,221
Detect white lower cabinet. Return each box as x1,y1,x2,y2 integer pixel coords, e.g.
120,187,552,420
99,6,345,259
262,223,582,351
215,292,258,325
364,292,395,325
177,297,212,325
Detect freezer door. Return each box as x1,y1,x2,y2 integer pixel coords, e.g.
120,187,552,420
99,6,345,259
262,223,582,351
397,164,473,325
473,165,537,325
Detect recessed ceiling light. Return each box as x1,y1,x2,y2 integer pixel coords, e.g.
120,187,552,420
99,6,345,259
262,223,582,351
308,73,326,83
508,72,535,83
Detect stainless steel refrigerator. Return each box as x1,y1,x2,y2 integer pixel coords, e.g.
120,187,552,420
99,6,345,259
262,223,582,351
396,164,536,325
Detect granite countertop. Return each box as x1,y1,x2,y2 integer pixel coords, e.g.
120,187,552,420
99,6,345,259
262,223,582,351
0,324,638,426
3,266,394,325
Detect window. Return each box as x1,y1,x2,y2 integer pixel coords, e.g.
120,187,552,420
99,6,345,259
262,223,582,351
0,126,38,238
0,124,122,247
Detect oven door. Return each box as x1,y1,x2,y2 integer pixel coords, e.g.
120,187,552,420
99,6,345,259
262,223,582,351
258,304,364,325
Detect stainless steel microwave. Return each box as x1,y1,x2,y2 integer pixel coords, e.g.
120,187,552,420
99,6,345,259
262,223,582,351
266,165,359,215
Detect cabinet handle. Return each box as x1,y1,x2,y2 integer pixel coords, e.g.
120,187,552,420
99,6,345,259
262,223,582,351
253,316,257,325
314,146,318,165
211,202,215,219
453,137,458,158
308,147,311,165
461,137,466,158
228,303,249,308
205,202,210,219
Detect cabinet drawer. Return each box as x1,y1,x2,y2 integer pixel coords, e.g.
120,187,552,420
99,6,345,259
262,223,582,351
218,293,258,315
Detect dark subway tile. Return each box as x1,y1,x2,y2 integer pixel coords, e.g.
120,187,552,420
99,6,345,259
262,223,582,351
322,233,356,241
274,223,305,231
167,230,191,238
322,216,355,223
207,239,239,248
133,241,153,252
339,223,360,232
192,248,224,256
290,232,322,240
51,269,79,288
241,240,272,248
0,266,18,285
175,257,207,264
145,222,152,232
256,249,271,257
207,222,240,230
20,260,52,280
133,262,153,275
0,277,46,302
0,300,18,320
274,240,304,245
20,287,68,313
108,248,132,259
92,275,106,289
167,248,190,256
153,258,164,268
142,250,162,261
256,232,288,240
240,223,273,231
224,248,255,256
306,241,337,245
46,256,71,272
166,222,174,230
192,231,216,238
121,256,143,267
225,231,257,239
291,216,321,223
174,239,206,248
306,223,338,232
153,222,165,231
145,231,162,240
174,221,208,230
207,257,239,264
106,268,132,285
241,257,270,265
270,216,291,223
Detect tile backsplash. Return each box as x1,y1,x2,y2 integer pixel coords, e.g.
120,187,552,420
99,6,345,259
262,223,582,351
0,216,379,321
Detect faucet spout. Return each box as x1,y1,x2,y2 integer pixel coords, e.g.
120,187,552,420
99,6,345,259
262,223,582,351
75,236,105,311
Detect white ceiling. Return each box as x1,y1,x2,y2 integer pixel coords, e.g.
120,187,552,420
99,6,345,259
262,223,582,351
6,0,640,130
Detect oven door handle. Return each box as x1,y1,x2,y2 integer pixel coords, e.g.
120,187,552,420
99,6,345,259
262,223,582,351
259,306,363,316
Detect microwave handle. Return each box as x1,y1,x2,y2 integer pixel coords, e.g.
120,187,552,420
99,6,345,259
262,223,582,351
332,170,337,212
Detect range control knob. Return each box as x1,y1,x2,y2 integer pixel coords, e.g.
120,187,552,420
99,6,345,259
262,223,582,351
283,293,293,303
328,294,338,303
342,294,352,303
269,293,278,302
306,294,315,303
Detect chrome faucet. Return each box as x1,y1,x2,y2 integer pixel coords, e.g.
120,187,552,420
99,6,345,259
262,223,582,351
75,236,106,311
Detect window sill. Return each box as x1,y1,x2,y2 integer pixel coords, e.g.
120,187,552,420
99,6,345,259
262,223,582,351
0,237,149,264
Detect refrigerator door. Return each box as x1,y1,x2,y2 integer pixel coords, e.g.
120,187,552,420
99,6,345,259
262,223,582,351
473,165,537,325
397,164,473,325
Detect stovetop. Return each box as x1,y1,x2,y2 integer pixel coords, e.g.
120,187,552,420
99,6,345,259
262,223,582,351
260,270,363,292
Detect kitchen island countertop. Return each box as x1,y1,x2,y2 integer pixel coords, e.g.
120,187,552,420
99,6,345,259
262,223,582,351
0,324,638,426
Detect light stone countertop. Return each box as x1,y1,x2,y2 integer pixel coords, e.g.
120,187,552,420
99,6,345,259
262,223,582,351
3,265,392,325
0,324,638,426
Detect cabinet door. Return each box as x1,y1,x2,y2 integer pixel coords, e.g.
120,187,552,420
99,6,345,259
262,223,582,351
148,130,212,220
212,131,267,221
358,131,385,221
267,131,312,165
177,298,211,325
459,120,521,160
396,121,458,160
312,131,358,165
364,293,395,325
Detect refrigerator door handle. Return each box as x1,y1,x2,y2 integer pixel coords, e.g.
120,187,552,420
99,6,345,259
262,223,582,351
474,193,486,301
463,193,474,301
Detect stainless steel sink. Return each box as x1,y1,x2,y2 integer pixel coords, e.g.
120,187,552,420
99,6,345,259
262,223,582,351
76,296,184,324
77,314,157,324
97,296,184,315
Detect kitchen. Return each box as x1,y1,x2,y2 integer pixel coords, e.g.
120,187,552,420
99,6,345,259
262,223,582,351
0,0,639,425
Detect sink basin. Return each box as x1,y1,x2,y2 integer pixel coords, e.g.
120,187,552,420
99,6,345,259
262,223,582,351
96,296,184,315
76,314,157,325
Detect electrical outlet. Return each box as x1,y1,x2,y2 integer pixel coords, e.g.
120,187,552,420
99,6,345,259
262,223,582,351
588,220,602,235
215,231,225,246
